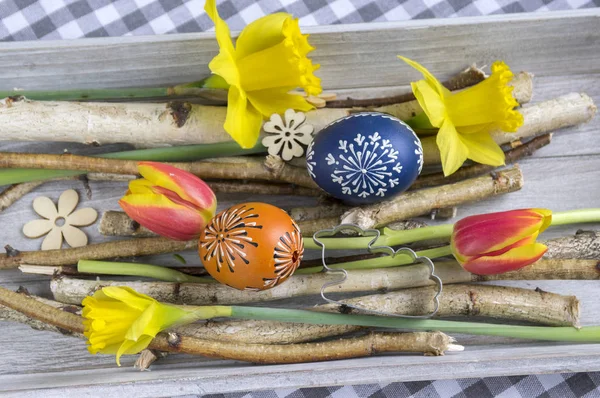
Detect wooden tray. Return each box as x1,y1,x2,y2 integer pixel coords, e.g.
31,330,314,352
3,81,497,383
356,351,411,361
0,9,599,396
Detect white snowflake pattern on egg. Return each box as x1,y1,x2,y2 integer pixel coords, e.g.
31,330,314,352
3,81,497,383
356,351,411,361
306,112,423,205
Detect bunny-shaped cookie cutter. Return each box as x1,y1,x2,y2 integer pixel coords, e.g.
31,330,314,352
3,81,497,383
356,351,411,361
312,224,443,318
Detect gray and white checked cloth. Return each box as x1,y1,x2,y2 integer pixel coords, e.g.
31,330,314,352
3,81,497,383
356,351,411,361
1,1,600,397
0,0,599,40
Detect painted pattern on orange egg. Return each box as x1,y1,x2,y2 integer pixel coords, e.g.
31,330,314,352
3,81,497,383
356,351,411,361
199,202,304,291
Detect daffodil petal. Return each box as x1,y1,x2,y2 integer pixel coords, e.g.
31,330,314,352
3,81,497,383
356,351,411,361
235,12,289,59
249,88,314,118
208,51,239,87
436,119,468,176
204,0,235,56
115,336,154,366
398,56,447,97
462,243,548,275
411,80,445,127
101,286,155,311
224,86,263,149
459,132,506,166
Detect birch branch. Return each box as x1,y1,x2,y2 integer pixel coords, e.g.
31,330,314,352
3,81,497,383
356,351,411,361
0,237,197,268
422,93,597,166
0,74,532,148
173,284,578,345
543,230,600,259
0,154,318,189
0,287,459,364
342,165,523,229
50,258,598,306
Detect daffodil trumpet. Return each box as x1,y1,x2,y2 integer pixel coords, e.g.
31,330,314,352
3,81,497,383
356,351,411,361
82,286,600,365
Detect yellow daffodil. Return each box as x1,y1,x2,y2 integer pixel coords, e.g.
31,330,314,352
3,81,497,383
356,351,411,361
204,0,321,148
399,56,524,176
82,286,227,365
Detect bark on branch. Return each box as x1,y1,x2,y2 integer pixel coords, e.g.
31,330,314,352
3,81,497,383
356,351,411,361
50,258,598,306
171,284,578,345
0,74,533,148
342,165,523,229
0,237,196,268
0,154,317,189
0,287,459,364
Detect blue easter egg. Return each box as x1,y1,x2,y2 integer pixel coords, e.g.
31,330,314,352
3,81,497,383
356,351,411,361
306,112,423,205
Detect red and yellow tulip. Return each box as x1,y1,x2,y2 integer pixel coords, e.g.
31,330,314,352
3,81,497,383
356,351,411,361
451,208,552,275
119,162,217,241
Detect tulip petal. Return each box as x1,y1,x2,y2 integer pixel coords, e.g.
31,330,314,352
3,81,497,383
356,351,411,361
224,85,264,149
119,193,208,241
452,209,552,256
136,163,216,215
235,12,289,59
462,243,548,275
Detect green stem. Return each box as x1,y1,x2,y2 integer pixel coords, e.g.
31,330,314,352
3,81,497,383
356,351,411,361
304,209,600,251
551,208,600,226
1,76,229,102
295,246,452,274
0,142,266,185
77,260,214,284
227,306,600,343
1,87,170,101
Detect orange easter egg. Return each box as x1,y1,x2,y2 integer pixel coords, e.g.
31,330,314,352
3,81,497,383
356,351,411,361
199,202,304,291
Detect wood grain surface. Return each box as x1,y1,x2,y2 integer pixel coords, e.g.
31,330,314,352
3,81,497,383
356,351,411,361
0,9,599,395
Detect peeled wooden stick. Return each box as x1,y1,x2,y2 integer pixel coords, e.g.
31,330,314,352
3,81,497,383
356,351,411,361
0,154,317,189
0,237,196,269
0,287,459,364
0,74,532,148
173,284,579,345
342,165,523,229
422,93,596,166
50,258,598,306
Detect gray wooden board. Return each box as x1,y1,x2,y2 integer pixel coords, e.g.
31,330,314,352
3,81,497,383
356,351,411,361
0,9,599,395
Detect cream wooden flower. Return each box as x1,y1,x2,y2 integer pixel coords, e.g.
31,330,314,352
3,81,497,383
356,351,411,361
22,189,98,250
262,109,314,161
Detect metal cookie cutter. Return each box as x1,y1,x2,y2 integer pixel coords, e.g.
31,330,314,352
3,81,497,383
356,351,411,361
313,224,443,319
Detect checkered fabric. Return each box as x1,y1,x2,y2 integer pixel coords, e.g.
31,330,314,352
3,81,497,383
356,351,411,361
197,372,600,397
0,0,598,41
1,1,600,397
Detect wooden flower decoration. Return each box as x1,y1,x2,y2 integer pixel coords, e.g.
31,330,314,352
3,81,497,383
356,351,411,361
22,189,98,250
262,109,314,161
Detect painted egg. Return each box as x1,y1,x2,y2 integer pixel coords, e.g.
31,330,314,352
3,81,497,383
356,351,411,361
199,202,304,291
306,112,424,205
